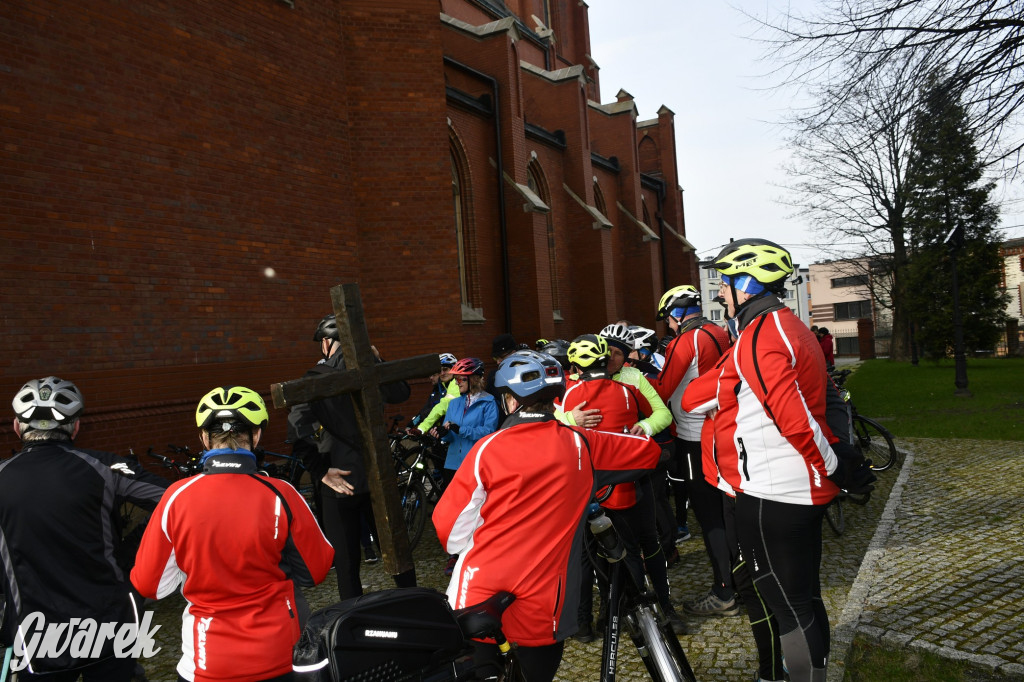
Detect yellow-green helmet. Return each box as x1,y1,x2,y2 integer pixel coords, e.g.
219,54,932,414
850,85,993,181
656,285,701,321
195,386,269,431
713,239,793,291
568,334,610,369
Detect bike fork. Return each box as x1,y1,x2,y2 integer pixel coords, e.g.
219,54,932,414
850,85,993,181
601,562,624,682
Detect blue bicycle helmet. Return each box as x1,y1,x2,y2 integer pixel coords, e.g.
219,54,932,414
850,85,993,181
495,350,565,406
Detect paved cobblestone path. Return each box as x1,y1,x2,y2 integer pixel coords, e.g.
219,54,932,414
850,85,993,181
138,438,1023,681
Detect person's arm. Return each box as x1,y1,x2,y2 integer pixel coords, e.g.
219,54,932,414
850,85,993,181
681,349,731,415
130,489,183,599
112,457,170,511
419,379,459,432
747,340,836,475
432,435,498,555
630,373,672,436
278,482,335,587
649,333,695,402
586,429,661,490
457,397,500,442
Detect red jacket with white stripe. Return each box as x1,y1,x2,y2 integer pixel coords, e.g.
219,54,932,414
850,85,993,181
432,412,660,646
682,305,839,505
561,377,652,509
651,318,730,441
131,451,334,682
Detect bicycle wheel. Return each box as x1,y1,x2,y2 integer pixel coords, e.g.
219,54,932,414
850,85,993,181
854,415,898,471
632,605,696,682
399,477,427,550
824,497,844,536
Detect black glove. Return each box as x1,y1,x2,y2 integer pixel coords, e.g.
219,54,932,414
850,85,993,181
447,422,460,435
827,440,877,496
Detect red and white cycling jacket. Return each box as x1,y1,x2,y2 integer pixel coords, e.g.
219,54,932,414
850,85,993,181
561,377,651,510
432,413,660,647
131,452,334,682
682,307,839,505
651,318,730,441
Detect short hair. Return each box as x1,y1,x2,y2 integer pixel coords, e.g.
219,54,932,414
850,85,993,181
20,422,75,443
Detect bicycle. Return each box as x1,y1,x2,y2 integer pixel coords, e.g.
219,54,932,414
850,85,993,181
389,430,447,550
830,369,900,471
587,498,697,682
294,587,525,681
255,446,320,520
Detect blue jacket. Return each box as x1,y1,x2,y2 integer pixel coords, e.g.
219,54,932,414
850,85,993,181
440,391,499,470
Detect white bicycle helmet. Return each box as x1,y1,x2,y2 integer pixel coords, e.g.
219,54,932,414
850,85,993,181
599,323,634,353
12,377,85,430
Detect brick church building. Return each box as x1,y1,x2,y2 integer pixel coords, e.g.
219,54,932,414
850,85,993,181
1,0,696,453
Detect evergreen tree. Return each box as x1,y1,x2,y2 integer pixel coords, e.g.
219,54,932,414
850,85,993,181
904,75,1008,358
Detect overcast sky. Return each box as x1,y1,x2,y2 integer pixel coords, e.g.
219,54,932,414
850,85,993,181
585,0,1024,268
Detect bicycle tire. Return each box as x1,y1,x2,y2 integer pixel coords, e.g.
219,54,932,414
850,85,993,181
824,497,844,536
399,477,428,550
631,605,696,682
854,415,898,471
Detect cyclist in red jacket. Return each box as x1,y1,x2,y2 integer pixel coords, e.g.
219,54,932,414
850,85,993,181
433,350,661,682
682,239,842,682
650,284,736,617
132,386,334,682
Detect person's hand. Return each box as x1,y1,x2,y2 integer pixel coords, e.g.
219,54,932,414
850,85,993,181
445,421,460,435
827,441,877,496
571,401,602,429
322,468,355,495
629,423,647,436
406,427,422,436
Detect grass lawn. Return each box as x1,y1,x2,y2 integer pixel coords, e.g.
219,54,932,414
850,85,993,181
845,635,1015,682
843,357,1023,441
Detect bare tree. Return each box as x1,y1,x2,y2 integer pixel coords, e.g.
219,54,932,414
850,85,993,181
781,59,918,359
760,0,1024,171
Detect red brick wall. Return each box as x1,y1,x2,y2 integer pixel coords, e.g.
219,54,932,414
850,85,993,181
1,0,454,455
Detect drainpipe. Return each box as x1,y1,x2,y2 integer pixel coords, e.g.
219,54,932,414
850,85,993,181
653,181,669,292
444,57,513,333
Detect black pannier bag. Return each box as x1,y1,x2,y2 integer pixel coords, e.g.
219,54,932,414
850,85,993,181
293,588,467,681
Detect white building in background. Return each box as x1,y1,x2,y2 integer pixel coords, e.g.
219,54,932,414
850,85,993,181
697,261,811,327
1000,237,1024,325
807,259,893,356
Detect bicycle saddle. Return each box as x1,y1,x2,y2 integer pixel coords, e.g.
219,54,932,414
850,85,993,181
454,591,516,639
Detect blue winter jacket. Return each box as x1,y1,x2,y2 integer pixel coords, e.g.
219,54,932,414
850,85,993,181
440,391,500,470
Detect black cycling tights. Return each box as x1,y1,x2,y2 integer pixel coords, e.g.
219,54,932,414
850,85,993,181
735,494,830,682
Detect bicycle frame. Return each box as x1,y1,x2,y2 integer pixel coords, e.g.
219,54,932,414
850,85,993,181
587,504,696,682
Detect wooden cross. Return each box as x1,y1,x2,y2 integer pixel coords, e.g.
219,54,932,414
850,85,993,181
270,283,440,577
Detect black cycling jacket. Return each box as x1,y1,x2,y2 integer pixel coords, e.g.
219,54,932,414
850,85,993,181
0,440,167,672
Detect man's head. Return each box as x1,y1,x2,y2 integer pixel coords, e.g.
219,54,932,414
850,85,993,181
538,339,571,371
12,376,84,443
313,313,341,359
656,285,701,333
195,385,269,451
495,349,565,415
438,352,458,384
491,333,519,363
599,323,633,375
628,326,658,363
568,334,610,379
713,239,793,320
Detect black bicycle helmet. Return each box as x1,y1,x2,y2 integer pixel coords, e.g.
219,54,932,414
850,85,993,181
539,339,571,370
313,314,340,342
